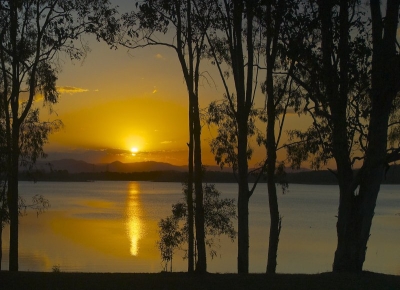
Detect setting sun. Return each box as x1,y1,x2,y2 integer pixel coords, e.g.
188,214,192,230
131,147,139,153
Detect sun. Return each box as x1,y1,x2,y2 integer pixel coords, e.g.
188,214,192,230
131,147,139,153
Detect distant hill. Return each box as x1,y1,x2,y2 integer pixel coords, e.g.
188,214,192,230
21,158,400,184
29,159,241,174
30,159,187,174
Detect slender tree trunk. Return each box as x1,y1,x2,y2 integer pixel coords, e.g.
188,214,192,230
329,0,358,272
8,126,19,271
237,184,249,274
265,62,280,274
237,119,250,274
187,103,194,273
0,222,2,271
186,0,196,273
235,0,252,274
356,114,388,271
265,144,280,274
193,95,206,273
8,0,19,272
0,182,5,271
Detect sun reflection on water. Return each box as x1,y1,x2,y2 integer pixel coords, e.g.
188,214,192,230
126,182,144,256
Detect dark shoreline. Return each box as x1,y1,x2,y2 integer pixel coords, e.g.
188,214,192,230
1,271,399,290
19,163,400,184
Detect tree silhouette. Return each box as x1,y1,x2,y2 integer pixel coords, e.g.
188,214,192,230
201,0,261,274
286,0,400,272
0,0,118,271
121,0,213,273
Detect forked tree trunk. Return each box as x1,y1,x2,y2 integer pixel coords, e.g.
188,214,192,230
333,0,399,272
235,0,253,274
175,0,206,272
334,108,390,272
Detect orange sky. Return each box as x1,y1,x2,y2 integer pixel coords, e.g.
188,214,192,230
38,1,309,167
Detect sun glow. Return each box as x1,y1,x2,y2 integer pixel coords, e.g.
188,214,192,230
130,147,139,157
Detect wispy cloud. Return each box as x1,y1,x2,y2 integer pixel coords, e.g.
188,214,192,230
155,53,164,59
152,89,158,94
57,86,89,94
104,148,131,155
160,141,172,144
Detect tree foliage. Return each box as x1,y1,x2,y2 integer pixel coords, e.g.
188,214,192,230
0,0,119,271
157,216,183,272
284,0,400,272
207,94,259,174
157,183,236,271
285,0,373,169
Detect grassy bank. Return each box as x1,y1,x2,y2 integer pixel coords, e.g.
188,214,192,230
1,271,399,290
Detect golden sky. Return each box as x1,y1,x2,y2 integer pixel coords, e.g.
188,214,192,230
38,1,308,167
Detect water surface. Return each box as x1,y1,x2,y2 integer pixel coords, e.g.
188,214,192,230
1,181,399,274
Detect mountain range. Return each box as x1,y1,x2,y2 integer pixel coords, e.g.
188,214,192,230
30,159,233,174
25,158,400,184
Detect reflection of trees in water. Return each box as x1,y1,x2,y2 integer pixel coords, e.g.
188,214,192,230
126,182,144,256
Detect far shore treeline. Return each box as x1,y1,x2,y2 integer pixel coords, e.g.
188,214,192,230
18,163,400,185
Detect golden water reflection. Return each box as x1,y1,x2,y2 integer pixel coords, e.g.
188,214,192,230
126,182,144,256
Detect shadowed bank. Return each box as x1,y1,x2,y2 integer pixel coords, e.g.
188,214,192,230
1,271,399,290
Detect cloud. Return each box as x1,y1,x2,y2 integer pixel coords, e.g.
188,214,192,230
160,141,172,144
104,148,131,155
155,53,164,59
152,89,157,94
57,86,89,94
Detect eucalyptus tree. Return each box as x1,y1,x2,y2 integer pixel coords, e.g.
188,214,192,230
0,0,118,271
202,0,263,273
258,0,306,274
347,0,400,272
205,0,303,274
286,0,400,272
121,0,212,273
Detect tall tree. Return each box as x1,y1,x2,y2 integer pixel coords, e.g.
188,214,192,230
286,0,400,272
206,0,301,273
121,0,212,272
0,0,118,271
204,0,261,273
260,0,302,273
334,0,400,272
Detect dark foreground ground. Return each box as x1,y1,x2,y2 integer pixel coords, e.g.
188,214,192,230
1,271,399,290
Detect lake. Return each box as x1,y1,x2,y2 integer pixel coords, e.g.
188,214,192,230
1,181,399,274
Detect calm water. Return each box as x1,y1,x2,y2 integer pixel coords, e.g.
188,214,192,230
1,181,399,274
